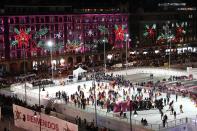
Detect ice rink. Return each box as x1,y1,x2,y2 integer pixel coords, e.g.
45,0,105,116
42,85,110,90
12,79,197,127
8,68,197,130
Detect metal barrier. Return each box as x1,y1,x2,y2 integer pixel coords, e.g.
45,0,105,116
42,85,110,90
61,102,197,131
1,87,196,131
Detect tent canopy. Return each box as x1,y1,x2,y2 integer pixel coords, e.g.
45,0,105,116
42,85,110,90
73,66,87,78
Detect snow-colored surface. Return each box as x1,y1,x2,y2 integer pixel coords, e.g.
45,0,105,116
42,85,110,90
12,80,197,126
9,68,197,129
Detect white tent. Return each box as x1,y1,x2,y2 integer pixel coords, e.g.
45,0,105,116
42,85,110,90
73,66,87,78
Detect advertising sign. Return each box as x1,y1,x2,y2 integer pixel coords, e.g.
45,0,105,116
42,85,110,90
13,104,78,131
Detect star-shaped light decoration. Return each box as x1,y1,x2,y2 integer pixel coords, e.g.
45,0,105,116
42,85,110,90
54,32,62,39
12,28,31,48
69,30,72,35
176,22,186,37
10,27,49,54
88,30,93,36
114,25,126,41
79,35,82,40
143,24,156,38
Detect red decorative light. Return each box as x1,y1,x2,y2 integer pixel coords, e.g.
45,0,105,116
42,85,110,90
144,24,156,39
115,25,126,41
176,27,184,37
175,23,186,39
147,28,154,37
15,29,31,47
156,38,165,44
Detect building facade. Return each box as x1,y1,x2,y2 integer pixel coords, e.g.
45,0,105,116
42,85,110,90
0,14,129,74
0,2,197,75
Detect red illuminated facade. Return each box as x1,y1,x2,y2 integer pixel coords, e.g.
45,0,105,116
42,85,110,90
0,14,129,73
7,14,128,59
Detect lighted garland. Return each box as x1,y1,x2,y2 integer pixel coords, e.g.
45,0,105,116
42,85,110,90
98,25,109,35
156,33,165,44
66,39,86,53
156,33,178,44
34,28,48,38
37,41,64,52
156,22,186,44
66,30,86,53
98,25,109,44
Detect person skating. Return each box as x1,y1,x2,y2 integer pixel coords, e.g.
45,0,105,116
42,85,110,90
176,94,178,102
180,104,183,113
171,107,174,115
162,114,168,127
174,111,176,119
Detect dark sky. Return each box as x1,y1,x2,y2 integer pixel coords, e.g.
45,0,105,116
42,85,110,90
0,0,196,11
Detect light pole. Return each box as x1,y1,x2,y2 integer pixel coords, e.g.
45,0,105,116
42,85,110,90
91,42,97,127
35,83,45,131
125,34,129,75
93,73,97,127
103,39,106,73
129,100,132,131
23,44,27,104
38,84,41,131
163,22,172,69
169,37,172,69
47,40,53,81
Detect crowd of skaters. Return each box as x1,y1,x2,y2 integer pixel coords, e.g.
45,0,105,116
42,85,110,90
52,72,193,128
1,71,196,130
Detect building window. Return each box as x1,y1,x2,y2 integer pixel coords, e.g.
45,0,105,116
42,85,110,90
189,14,193,19
59,17,63,22
58,25,63,30
41,17,45,23
10,18,15,24
50,17,54,23
31,18,35,23
51,25,54,31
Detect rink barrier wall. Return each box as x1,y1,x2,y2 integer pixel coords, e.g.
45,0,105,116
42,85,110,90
56,103,197,131
107,67,191,78
1,89,196,130
56,103,152,131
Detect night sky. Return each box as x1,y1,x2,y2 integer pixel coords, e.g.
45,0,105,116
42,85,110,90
0,0,197,13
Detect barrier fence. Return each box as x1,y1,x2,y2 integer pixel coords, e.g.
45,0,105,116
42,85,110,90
1,87,197,131
62,102,197,131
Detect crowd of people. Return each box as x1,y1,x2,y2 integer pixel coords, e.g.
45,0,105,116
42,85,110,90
49,72,195,129
75,116,100,131
1,67,196,130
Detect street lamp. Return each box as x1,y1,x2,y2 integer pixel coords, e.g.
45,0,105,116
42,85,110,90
129,100,132,131
34,84,45,131
47,40,54,81
163,22,172,69
125,34,129,75
90,42,97,127
22,44,27,104
93,73,97,127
